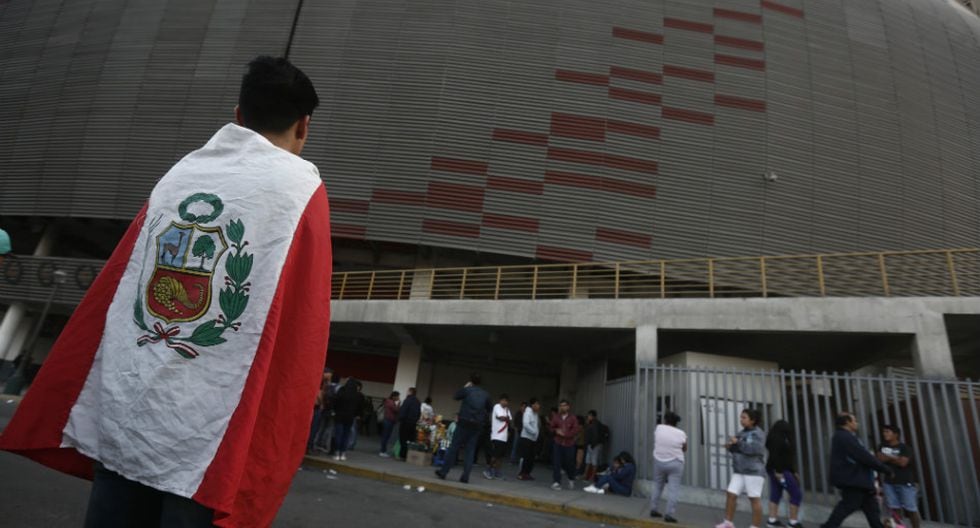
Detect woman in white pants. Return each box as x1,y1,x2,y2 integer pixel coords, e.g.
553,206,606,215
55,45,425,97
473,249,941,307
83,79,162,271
649,411,687,523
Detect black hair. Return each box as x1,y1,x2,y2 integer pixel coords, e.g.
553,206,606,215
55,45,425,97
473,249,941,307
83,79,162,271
408,387,417,395
742,408,762,427
238,56,319,133
615,451,635,465
528,397,539,405
390,391,400,398
835,412,855,427
559,399,570,406
663,411,681,426
470,373,482,385
587,410,597,418
499,393,509,401
424,397,432,404
882,424,901,437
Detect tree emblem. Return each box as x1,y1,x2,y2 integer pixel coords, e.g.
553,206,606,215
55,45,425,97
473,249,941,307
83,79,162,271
192,235,216,270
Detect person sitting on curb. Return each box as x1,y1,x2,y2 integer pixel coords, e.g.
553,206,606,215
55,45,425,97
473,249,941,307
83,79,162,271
583,451,635,496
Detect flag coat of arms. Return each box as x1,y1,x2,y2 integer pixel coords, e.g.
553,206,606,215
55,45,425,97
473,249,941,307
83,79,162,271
0,124,332,527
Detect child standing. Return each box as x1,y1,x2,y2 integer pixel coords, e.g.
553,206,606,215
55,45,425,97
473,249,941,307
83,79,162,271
717,408,767,528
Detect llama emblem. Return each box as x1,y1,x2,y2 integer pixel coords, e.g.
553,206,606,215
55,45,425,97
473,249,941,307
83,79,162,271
145,196,229,324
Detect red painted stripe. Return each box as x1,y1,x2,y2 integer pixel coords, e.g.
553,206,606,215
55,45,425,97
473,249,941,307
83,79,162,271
548,148,658,174
536,245,593,263
662,107,715,125
431,156,488,175
545,170,603,191
422,218,481,238
663,65,715,83
602,178,657,198
609,87,662,105
604,153,658,174
761,0,804,18
713,8,763,23
715,94,766,112
714,35,765,51
609,66,663,85
332,223,367,239
596,227,652,248
492,128,549,146
551,112,607,141
612,27,664,45
664,17,714,33
487,175,544,195
427,182,485,212
330,197,370,214
715,53,766,70
372,189,426,205
482,213,540,233
555,69,609,86
607,120,661,140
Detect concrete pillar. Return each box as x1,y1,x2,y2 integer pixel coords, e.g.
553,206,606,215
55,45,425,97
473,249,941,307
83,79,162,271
0,225,58,361
636,324,658,367
912,313,956,379
393,343,422,395
559,357,579,404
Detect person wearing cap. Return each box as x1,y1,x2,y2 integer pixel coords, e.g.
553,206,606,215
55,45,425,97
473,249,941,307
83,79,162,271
0,228,11,264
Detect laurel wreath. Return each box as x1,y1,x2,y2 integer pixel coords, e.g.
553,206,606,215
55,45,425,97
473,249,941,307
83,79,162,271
134,217,251,358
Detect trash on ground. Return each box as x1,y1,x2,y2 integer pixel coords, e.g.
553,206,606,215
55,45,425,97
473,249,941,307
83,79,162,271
417,486,425,493
403,484,412,490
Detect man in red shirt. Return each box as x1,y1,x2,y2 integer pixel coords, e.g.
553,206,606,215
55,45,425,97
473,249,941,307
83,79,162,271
549,399,581,490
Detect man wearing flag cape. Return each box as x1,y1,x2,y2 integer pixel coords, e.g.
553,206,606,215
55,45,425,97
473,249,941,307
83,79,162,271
0,56,332,528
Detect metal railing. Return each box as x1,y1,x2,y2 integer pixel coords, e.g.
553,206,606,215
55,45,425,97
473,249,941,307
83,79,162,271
332,248,980,301
636,366,980,526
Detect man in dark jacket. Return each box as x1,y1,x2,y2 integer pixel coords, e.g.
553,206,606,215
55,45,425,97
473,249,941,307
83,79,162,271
435,373,492,483
397,387,422,460
821,412,893,528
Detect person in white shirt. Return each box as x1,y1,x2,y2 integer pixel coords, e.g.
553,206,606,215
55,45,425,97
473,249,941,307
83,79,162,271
517,398,541,481
650,411,687,523
484,394,512,480
420,397,435,424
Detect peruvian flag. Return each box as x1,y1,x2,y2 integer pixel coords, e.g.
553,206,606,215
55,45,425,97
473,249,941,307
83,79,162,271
0,124,332,527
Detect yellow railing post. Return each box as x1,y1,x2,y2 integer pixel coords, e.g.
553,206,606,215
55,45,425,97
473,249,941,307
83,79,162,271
708,258,715,298
760,257,768,298
339,273,348,300
816,255,826,296
571,264,578,298
878,254,890,296
429,268,436,298
660,261,666,299
367,271,376,299
532,267,538,300
397,271,406,300
947,250,960,296
459,268,468,300
614,262,620,299
494,268,502,300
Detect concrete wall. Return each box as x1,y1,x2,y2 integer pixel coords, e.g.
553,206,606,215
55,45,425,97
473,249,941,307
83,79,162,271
421,362,558,421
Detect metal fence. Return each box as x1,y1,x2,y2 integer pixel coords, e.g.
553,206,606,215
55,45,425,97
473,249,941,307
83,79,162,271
636,366,980,526
332,248,980,301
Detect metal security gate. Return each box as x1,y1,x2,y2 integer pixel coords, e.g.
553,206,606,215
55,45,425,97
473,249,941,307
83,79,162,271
635,366,980,527
603,375,635,463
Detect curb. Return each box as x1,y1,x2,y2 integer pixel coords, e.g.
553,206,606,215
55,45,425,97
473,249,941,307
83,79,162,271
303,456,686,528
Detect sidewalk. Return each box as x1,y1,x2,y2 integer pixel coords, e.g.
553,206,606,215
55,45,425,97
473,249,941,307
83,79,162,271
304,436,733,528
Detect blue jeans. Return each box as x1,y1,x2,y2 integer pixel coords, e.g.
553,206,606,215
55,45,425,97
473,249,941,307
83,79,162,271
552,443,577,484
334,421,353,454
437,420,482,482
307,408,323,451
84,463,213,528
380,419,396,453
596,474,631,496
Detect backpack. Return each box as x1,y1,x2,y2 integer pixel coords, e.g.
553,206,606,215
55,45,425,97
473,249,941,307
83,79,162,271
599,422,611,444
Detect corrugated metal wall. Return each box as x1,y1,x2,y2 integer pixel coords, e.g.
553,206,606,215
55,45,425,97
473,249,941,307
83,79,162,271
2,0,980,262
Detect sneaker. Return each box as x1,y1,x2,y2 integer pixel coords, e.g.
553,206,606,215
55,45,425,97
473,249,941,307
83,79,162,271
715,522,735,528
340,454,347,461
567,480,575,490
459,477,469,484
583,485,598,493
516,473,530,481
482,469,494,480
333,455,341,461
768,520,786,527
525,474,535,481
379,452,390,458
595,488,605,495
493,469,504,479
434,470,446,480
551,482,562,491
664,515,678,523
650,511,663,518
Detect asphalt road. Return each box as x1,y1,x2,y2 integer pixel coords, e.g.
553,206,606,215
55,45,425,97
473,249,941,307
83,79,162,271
0,400,601,527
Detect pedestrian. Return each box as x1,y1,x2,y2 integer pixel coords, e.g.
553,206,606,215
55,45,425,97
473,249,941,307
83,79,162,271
583,410,606,482
333,379,364,461
820,412,893,528
435,373,492,483
484,394,512,480
877,425,920,528
584,451,636,496
510,401,527,464
361,396,374,436
307,368,333,453
650,411,686,524
550,399,582,490
517,398,541,481
378,391,400,457
0,56,332,527
716,408,767,528
318,372,339,454
421,397,435,424
766,420,803,528
397,387,421,460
